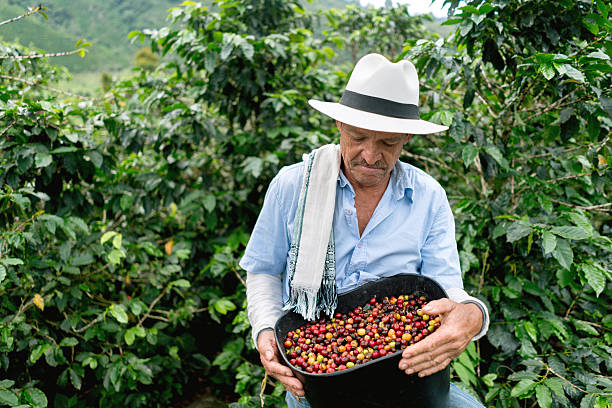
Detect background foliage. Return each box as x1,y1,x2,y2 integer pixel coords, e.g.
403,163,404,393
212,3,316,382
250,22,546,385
0,0,610,407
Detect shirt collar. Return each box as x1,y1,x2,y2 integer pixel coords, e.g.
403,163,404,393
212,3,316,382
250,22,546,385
337,161,414,201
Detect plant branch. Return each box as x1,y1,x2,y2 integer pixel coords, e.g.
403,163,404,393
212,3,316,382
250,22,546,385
473,155,488,196
421,82,462,109
403,150,482,195
0,49,85,60
137,285,169,327
548,198,612,213
523,91,577,122
537,358,588,394
548,172,592,183
0,74,91,100
233,266,246,286
0,6,43,27
72,315,103,333
0,120,16,138
526,140,605,160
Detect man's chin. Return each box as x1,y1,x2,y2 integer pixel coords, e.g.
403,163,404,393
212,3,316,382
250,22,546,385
352,171,386,187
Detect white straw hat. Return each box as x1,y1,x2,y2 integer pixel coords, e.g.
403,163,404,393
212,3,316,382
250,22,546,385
309,53,448,134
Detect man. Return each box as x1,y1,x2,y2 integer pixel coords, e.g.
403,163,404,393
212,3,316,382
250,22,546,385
240,54,489,407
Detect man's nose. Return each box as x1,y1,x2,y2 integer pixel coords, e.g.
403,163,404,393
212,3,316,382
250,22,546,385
361,140,381,164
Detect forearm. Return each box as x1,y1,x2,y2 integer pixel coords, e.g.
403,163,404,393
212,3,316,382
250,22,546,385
246,272,284,349
446,287,489,341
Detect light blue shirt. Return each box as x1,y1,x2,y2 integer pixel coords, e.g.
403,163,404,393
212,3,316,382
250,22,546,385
239,159,463,303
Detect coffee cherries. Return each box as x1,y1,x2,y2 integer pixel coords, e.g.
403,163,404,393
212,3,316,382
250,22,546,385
283,294,441,374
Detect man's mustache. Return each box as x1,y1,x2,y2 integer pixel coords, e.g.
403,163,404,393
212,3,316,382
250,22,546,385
352,159,386,169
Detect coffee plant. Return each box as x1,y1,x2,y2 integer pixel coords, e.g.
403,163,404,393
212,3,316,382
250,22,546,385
0,1,610,407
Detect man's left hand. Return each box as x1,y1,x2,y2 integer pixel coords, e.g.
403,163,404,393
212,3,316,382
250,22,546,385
398,299,482,377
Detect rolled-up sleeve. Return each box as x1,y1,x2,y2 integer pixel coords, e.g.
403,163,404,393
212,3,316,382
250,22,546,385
239,176,290,276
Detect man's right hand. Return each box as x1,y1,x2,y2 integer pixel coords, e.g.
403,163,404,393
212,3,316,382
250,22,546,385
257,329,305,397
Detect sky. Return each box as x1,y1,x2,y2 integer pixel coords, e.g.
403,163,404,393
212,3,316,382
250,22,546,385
359,0,451,18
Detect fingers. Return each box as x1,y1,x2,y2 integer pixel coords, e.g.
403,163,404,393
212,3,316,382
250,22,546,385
401,326,450,359
399,324,465,376
402,355,452,377
257,331,305,396
262,359,305,396
421,298,454,316
261,357,294,378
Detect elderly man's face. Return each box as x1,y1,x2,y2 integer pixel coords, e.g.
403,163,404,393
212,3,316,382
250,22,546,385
337,121,411,189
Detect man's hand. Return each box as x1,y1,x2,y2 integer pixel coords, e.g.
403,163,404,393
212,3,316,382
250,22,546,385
257,329,305,397
398,299,482,377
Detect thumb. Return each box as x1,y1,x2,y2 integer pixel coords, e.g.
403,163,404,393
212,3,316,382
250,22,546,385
422,298,454,315
263,345,276,361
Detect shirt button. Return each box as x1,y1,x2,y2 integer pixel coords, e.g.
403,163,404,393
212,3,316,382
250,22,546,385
345,210,352,215
357,242,362,248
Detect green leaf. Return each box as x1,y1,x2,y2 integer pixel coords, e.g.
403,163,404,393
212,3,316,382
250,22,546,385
552,238,573,270
441,17,462,26
556,268,573,287
120,194,133,211
582,264,605,297
580,394,596,408
511,379,536,397
0,265,5,284
30,344,49,363
462,144,478,167
562,64,585,82
550,226,591,240
586,50,609,60
478,4,495,14
1,258,23,266
460,5,479,14
543,378,565,399
100,231,117,245
568,212,593,234
452,360,478,386
507,222,533,243
0,380,14,388
203,194,216,212
0,389,18,406
124,328,135,346
69,368,82,390
541,232,556,255
596,0,608,19
23,388,48,408
112,234,122,250
459,21,473,37
572,319,599,336
212,298,236,315
523,321,538,343
60,337,78,347
240,41,254,61
109,304,128,324
535,384,552,408
482,373,497,387
35,153,52,168
108,249,125,265
483,145,509,169
242,157,264,178
85,151,103,168
171,279,191,288
541,63,555,80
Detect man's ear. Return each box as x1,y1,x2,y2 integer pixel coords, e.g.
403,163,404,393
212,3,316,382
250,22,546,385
404,134,413,143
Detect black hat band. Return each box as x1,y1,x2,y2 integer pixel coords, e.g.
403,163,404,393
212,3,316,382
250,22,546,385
339,89,420,119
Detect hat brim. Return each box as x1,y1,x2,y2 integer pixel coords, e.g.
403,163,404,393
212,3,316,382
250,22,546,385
308,99,448,135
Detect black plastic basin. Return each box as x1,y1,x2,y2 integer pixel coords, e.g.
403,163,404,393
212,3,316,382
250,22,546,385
274,273,450,407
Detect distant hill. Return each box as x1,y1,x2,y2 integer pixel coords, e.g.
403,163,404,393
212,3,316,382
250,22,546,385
0,0,448,79
0,0,179,73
